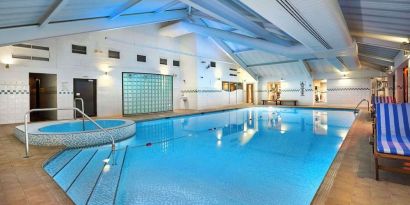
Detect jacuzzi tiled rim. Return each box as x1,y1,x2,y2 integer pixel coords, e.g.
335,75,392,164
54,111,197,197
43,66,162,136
14,119,136,147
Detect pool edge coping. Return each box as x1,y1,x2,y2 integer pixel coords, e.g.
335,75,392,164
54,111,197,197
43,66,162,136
310,109,366,204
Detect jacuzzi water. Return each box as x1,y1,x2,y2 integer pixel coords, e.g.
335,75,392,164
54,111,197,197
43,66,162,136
44,107,355,205
39,120,126,132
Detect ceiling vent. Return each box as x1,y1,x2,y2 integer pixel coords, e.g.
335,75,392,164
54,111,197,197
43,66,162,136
276,0,347,67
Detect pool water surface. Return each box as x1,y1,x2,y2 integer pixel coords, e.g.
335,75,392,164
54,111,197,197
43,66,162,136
39,120,126,133
44,107,355,205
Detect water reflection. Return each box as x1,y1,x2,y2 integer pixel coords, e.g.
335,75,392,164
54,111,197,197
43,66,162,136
124,108,354,154
313,111,328,135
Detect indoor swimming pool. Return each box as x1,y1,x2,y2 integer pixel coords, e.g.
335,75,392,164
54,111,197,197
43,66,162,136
44,107,356,205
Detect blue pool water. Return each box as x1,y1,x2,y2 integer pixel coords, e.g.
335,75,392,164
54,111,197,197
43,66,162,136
39,119,126,132
44,107,355,205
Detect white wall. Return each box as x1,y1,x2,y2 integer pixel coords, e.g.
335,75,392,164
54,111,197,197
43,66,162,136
0,25,249,124
257,76,314,106
326,78,371,107
257,71,375,107
178,34,255,110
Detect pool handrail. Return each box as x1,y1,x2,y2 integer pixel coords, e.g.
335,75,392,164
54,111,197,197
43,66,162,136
73,98,85,130
354,99,369,113
24,107,116,158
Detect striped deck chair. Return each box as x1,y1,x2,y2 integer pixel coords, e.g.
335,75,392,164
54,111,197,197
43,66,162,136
371,96,396,124
374,103,410,180
372,96,396,109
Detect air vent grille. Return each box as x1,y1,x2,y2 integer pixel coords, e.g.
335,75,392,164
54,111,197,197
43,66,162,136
276,0,347,68
276,0,331,49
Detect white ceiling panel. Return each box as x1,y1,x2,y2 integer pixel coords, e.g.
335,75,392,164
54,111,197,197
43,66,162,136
235,50,291,66
0,0,52,28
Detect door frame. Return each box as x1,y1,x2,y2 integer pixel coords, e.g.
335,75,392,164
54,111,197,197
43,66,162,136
29,72,58,121
403,67,408,103
73,78,97,117
246,83,254,104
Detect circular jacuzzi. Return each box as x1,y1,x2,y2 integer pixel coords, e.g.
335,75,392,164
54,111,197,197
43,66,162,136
15,119,136,147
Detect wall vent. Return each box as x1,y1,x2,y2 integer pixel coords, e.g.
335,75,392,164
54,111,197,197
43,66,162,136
13,44,49,51
173,60,180,67
72,44,87,54
137,54,146,62
160,58,167,65
12,54,49,61
108,50,120,59
12,43,50,61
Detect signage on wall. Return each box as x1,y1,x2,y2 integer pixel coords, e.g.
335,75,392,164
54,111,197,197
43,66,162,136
300,81,305,96
61,82,69,91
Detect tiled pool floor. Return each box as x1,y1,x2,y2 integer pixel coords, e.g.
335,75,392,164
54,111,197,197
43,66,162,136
0,105,409,205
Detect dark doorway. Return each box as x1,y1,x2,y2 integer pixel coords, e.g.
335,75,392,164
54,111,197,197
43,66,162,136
246,84,254,104
74,78,97,117
29,73,57,121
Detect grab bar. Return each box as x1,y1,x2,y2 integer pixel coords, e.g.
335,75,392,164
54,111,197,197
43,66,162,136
24,107,115,158
354,99,370,113
73,98,85,130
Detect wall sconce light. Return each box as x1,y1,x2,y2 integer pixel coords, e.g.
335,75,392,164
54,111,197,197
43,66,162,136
5,64,9,69
217,78,221,81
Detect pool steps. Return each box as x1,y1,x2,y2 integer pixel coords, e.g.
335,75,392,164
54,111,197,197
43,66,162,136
44,146,129,205
44,149,81,177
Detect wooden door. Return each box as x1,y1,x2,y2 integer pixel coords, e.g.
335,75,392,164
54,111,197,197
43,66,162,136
246,84,254,104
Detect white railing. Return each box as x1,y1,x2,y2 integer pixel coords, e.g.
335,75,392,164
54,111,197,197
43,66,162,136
24,107,115,158
354,99,370,113
73,98,85,130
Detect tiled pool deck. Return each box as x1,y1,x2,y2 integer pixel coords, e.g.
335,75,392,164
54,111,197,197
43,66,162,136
0,105,409,205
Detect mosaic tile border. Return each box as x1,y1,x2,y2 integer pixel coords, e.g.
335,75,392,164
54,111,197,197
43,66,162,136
182,89,222,93
0,90,29,94
327,87,370,91
58,91,74,95
257,88,369,93
14,119,136,147
256,89,313,93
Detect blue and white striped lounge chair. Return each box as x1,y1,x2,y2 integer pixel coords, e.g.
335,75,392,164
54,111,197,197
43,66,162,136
371,96,396,115
374,103,410,180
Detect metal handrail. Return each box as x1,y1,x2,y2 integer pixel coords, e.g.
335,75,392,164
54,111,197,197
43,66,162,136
73,98,85,130
354,99,370,113
24,107,115,158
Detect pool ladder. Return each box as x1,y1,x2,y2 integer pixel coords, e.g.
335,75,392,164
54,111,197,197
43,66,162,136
23,107,116,158
354,99,370,114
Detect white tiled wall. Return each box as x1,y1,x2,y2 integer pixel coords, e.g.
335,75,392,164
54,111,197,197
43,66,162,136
326,78,371,107
0,81,29,123
0,25,252,124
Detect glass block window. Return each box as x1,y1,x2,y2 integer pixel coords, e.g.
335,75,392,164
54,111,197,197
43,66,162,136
122,72,173,115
